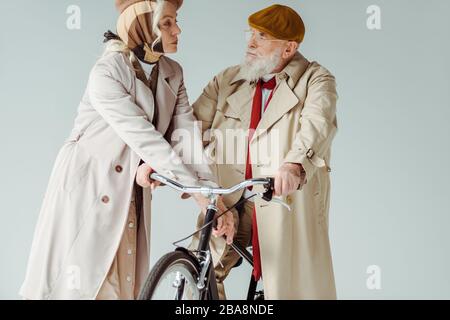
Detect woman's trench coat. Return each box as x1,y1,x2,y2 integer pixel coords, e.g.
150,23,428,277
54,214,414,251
19,44,215,300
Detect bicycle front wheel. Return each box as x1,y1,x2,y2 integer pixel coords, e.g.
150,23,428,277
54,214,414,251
138,250,202,300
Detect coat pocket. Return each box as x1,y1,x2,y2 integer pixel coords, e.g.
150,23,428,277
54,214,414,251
61,143,92,194
222,109,241,121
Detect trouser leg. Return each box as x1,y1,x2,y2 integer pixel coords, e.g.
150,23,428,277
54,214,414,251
214,200,254,300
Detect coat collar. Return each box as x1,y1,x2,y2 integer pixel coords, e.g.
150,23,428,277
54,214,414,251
127,53,178,135
157,55,176,80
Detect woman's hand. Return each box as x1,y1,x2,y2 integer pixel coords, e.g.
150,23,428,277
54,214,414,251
136,163,160,190
192,194,235,245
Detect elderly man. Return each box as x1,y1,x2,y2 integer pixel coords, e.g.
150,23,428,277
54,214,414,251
191,4,338,299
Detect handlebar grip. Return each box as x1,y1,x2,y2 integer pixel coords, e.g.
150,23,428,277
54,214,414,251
261,178,275,202
149,172,166,186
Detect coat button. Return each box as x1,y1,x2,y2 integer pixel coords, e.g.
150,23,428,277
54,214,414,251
101,196,110,204
115,165,123,173
286,196,293,205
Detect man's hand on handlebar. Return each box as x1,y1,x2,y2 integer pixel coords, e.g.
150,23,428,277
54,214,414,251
274,163,306,196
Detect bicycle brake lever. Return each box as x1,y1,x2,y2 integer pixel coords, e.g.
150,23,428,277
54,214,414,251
259,178,292,211
257,193,292,212
270,198,292,211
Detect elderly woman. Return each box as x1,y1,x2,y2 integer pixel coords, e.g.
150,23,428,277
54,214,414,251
19,0,235,300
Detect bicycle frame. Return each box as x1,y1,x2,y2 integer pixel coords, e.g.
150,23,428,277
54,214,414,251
194,195,259,300
196,195,221,300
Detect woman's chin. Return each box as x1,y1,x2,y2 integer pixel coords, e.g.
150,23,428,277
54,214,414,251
165,45,178,54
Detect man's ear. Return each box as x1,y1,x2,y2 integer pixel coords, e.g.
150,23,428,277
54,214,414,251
283,41,299,59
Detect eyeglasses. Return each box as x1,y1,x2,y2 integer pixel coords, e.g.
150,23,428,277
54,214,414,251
244,29,287,44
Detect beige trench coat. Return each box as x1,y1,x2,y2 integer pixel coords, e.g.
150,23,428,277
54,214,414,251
192,52,338,299
20,43,214,300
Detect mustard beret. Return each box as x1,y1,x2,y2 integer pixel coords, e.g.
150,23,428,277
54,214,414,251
115,0,183,14
248,4,305,43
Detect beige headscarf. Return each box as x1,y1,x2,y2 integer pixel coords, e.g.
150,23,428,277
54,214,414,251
111,0,183,64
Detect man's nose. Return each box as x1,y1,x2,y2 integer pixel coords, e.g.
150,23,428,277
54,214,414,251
247,39,257,50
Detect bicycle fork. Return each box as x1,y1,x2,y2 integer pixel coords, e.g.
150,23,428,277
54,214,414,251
196,197,220,299
173,271,186,300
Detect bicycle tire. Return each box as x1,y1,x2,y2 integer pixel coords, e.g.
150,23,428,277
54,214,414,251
138,250,202,300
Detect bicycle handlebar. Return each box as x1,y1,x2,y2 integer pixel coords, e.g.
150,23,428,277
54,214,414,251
150,173,292,211
150,173,272,196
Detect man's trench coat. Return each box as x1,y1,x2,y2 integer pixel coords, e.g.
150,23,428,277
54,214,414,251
192,52,338,299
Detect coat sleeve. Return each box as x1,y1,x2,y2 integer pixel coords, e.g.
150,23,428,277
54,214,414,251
168,67,218,187
192,74,220,143
87,58,200,187
283,66,338,183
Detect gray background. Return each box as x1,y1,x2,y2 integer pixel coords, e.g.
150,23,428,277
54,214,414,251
1,0,449,299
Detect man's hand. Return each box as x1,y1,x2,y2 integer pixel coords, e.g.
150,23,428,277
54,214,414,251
136,163,160,190
212,197,235,245
274,163,306,196
192,195,235,245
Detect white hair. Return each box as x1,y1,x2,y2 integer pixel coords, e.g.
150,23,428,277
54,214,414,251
240,47,283,83
151,0,165,51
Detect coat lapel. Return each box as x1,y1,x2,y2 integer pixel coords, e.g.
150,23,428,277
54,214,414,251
129,56,177,135
252,79,299,142
252,52,310,142
155,57,177,134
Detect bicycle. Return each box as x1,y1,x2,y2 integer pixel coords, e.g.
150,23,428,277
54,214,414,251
138,173,291,300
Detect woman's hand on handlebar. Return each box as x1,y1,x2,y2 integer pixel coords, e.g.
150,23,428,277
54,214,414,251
136,163,161,190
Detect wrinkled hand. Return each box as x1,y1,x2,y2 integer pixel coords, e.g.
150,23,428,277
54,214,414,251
274,163,306,196
135,163,160,191
212,197,235,245
193,195,235,245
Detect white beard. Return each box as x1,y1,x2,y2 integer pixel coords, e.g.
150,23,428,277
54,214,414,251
241,48,282,83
